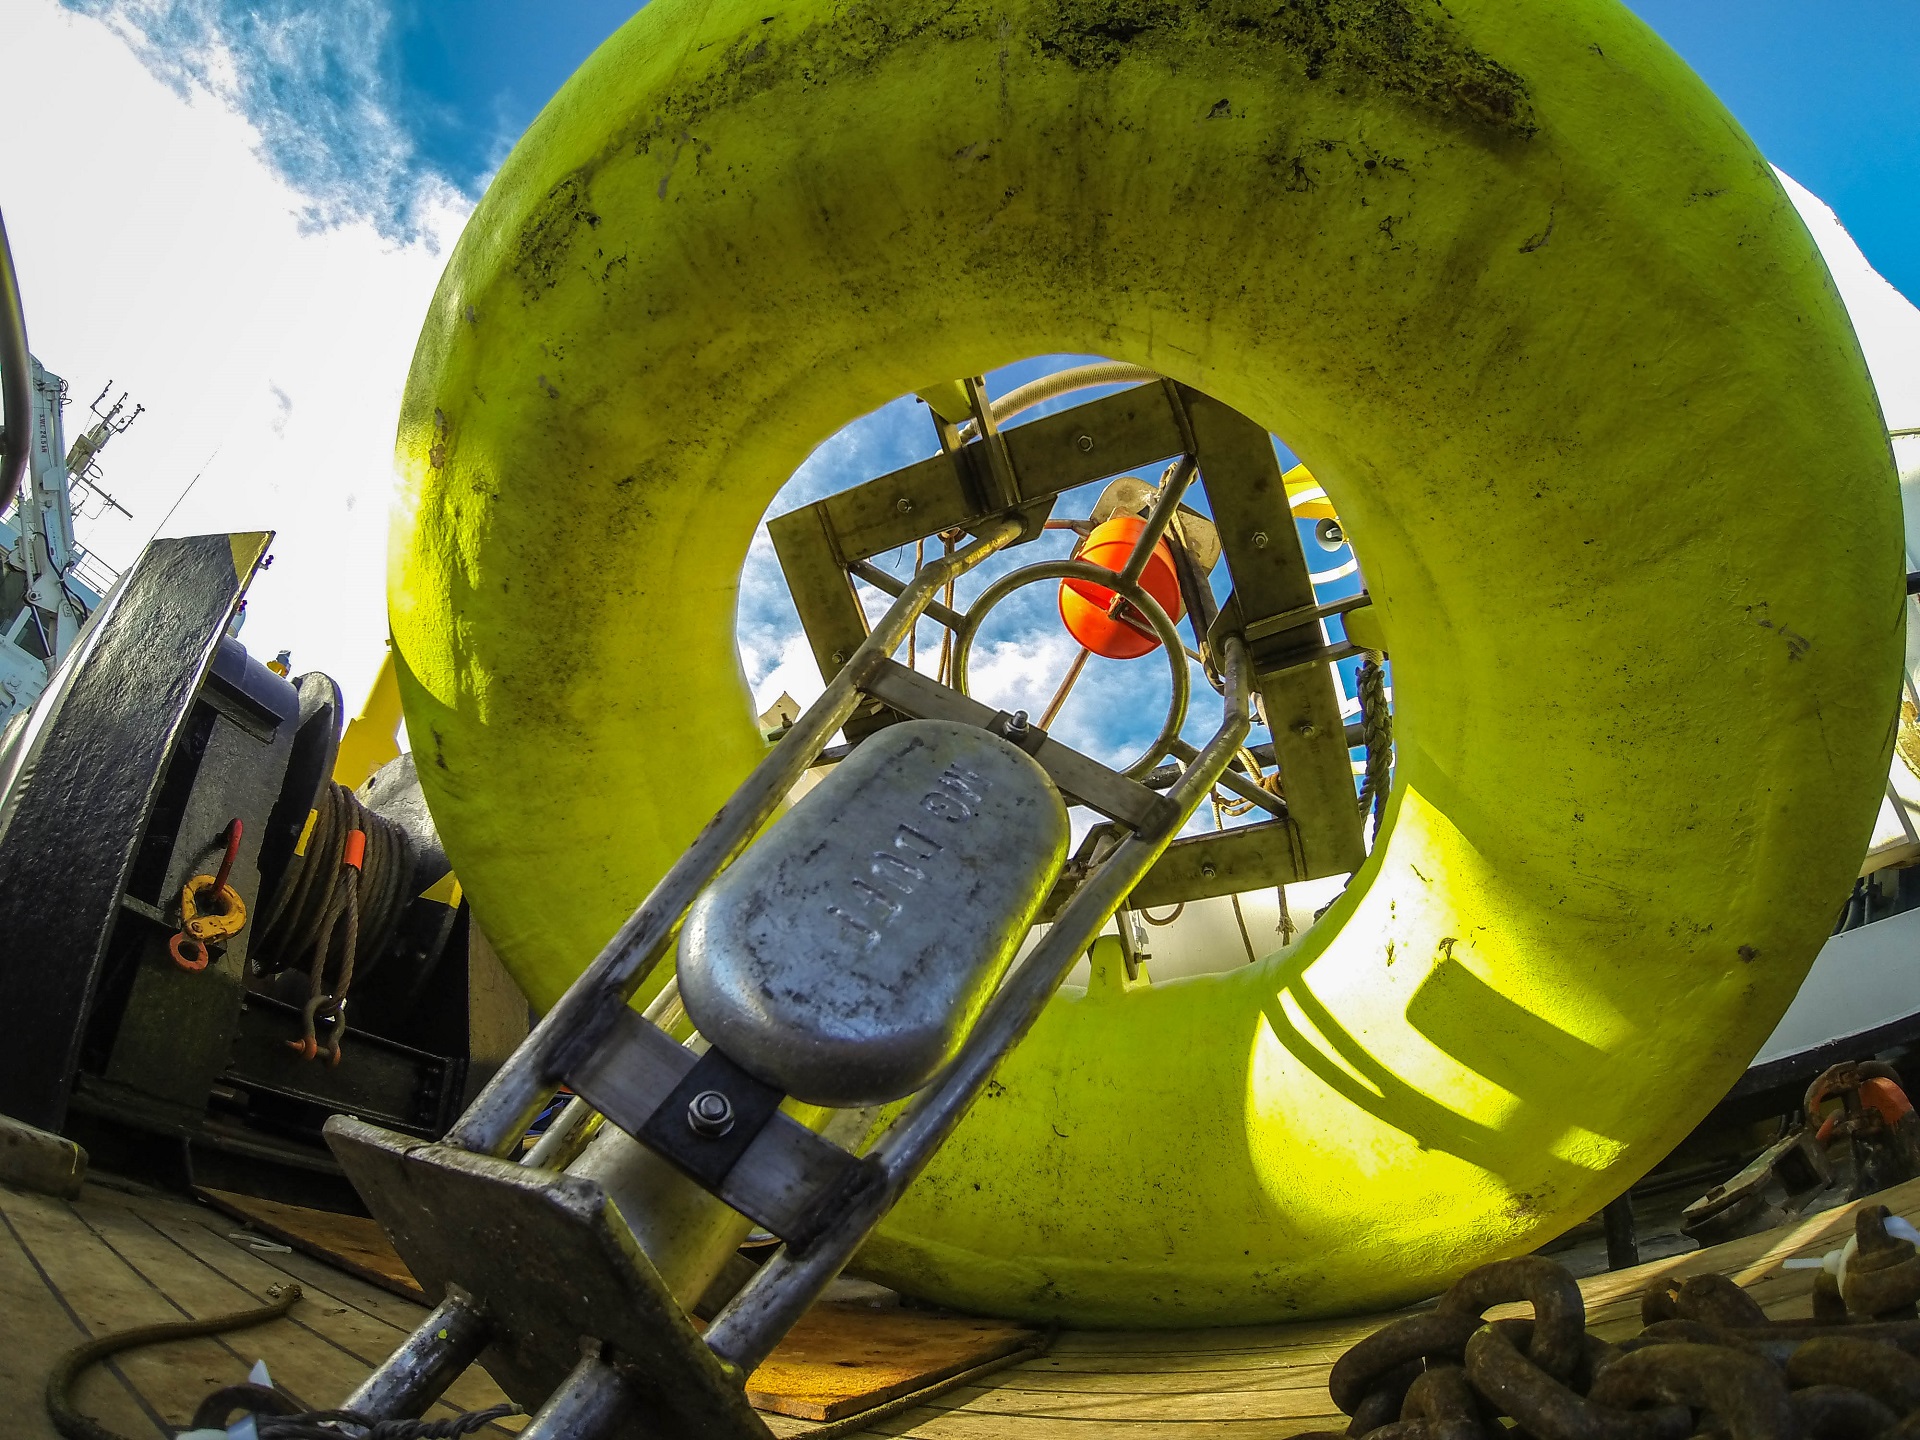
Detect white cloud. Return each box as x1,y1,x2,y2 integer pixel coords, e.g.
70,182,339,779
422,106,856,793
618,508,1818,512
1779,170,1920,436
62,0,451,237
12,14,1914,747
2,0,468,711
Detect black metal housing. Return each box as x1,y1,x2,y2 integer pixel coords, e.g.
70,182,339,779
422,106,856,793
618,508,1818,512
0,531,519,1195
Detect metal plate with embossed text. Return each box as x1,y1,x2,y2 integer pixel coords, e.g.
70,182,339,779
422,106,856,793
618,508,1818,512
678,720,1068,1107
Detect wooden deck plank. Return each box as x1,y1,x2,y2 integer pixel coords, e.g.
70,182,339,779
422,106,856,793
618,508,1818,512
897,1380,1346,1422
0,1194,162,1440
990,1365,1335,1394
196,1187,425,1300
6,1167,1915,1440
194,1214,448,1332
2,1185,236,1433
131,1192,524,1431
1047,1324,1370,1356
866,1413,1326,1437
1009,1350,1351,1377
72,1189,386,1414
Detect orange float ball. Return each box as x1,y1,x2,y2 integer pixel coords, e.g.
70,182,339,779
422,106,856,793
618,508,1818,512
1057,514,1187,660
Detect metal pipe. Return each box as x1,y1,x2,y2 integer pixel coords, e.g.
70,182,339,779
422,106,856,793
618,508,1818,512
0,208,31,517
342,1291,492,1420
1116,456,1198,591
847,559,966,633
1602,1194,1640,1271
1039,646,1091,730
566,1122,754,1312
704,635,1254,1373
518,1352,635,1439
968,361,1160,435
1166,736,1284,819
522,1095,593,1169
1139,727,1369,793
446,519,1024,1157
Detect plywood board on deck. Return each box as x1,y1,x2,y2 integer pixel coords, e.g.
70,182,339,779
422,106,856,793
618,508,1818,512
746,1305,1036,1420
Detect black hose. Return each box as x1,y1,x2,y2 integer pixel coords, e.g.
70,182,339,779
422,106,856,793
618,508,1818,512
47,1285,302,1440
0,206,31,517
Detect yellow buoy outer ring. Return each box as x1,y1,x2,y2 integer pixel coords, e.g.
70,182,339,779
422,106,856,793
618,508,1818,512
390,0,1903,1324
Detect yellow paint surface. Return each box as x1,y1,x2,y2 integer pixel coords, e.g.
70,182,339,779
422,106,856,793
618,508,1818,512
388,0,1903,1324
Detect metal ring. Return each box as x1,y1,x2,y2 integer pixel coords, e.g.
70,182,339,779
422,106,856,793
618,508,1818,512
949,557,1189,780
168,931,209,972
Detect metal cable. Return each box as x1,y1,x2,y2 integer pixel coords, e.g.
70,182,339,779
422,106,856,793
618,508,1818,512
255,781,411,980
254,782,412,1061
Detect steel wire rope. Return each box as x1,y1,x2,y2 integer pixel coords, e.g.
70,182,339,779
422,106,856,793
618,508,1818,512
253,781,413,1059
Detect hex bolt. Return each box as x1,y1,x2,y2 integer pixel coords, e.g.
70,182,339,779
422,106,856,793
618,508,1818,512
1200,862,1219,879
1003,710,1031,742
687,1090,735,1137
897,496,914,514
830,650,847,666
1293,721,1318,739
1075,433,1095,453
1251,531,1270,549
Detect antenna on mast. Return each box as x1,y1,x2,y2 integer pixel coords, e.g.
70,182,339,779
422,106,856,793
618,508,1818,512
62,380,139,519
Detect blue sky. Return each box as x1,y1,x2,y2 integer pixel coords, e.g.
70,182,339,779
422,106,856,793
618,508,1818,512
63,0,1917,298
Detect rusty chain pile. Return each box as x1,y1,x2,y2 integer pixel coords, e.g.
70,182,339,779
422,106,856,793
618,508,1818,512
1305,1205,1920,1440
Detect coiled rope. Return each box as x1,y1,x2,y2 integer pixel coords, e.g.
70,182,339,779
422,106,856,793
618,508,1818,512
253,781,413,1062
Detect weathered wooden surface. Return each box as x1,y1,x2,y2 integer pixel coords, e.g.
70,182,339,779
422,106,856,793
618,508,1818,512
0,1177,524,1438
5,1171,1918,1438
196,1186,426,1301
747,1305,1035,1421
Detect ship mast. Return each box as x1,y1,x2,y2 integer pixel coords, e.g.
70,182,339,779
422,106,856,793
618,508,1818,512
0,367,139,718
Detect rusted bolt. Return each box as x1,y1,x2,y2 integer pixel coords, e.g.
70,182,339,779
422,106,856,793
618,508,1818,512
897,496,914,514
1076,433,1095,453
687,1090,735,1137
1252,530,1270,549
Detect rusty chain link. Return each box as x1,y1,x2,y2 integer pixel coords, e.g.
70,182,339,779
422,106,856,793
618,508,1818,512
1302,1205,1920,1440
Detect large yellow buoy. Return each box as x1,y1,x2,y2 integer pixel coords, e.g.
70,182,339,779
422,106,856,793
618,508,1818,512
389,0,1903,1324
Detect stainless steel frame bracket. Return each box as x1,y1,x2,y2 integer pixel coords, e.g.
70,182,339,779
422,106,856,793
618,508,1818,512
328,522,1259,1437
328,1116,771,1439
